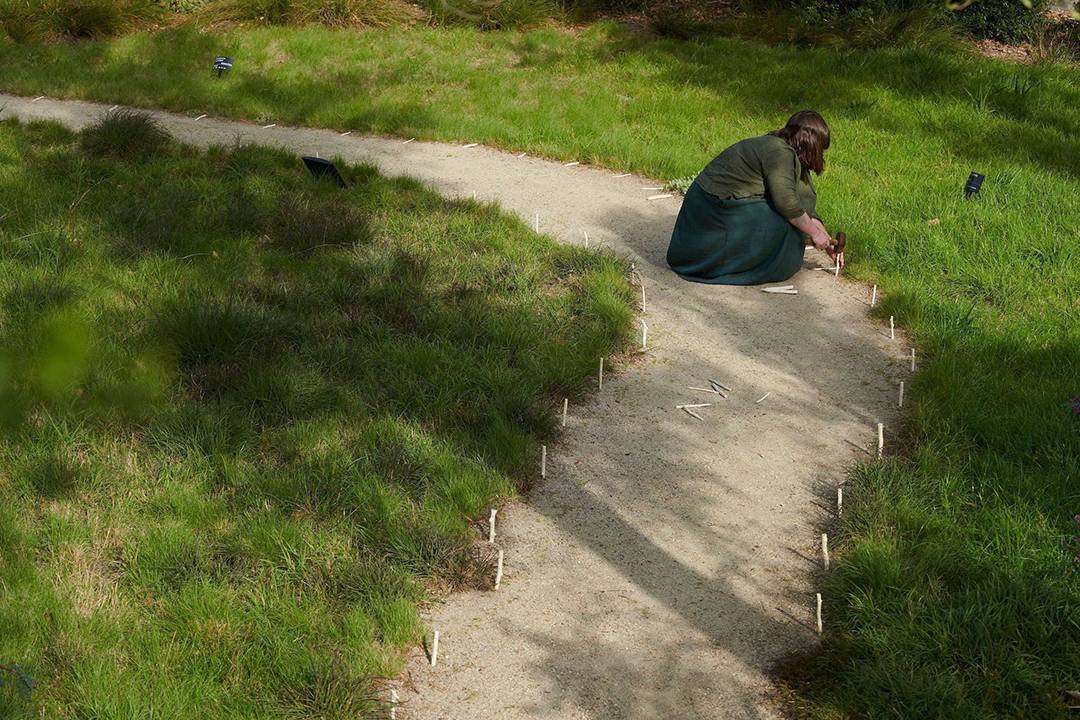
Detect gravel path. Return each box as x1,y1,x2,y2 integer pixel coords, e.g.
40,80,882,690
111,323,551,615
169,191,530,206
0,95,910,719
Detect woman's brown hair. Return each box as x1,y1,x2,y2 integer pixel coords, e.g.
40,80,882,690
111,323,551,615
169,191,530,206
775,110,830,175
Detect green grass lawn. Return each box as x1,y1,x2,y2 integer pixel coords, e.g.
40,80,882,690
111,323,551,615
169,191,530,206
2,20,1080,718
0,113,633,718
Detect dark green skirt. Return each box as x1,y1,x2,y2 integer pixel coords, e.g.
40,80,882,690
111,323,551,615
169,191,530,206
666,181,806,286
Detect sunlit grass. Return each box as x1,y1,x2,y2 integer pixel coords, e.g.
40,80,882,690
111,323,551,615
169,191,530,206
0,116,633,717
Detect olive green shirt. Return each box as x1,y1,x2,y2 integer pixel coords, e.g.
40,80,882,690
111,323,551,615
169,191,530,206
693,134,819,221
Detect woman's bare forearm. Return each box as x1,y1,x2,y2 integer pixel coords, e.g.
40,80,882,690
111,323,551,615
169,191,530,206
788,213,828,248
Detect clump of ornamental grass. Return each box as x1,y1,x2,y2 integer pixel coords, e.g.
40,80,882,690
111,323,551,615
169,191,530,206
80,108,171,159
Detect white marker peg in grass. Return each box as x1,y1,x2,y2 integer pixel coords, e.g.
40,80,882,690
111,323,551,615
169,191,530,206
911,347,916,372
494,548,504,590
641,285,646,313
535,213,539,233
194,114,208,121
816,594,823,634
488,508,497,543
541,445,547,478
562,398,568,427
871,284,877,307
463,143,478,148
31,96,44,103
755,392,771,404
565,161,579,167
516,152,527,158
402,138,414,144
390,689,399,720
877,423,884,459
890,316,895,340
647,194,673,201
431,631,439,666
822,533,830,571
837,486,843,515
641,319,648,351
340,130,352,136
899,381,905,408
599,357,604,391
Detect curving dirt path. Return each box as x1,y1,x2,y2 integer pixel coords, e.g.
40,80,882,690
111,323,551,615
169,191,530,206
0,95,910,719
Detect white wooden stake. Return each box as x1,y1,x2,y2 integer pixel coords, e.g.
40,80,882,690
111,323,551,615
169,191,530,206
877,423,884,459
641,320,648,351
890,316,895,340
565,161,579,167
517,152,527,158
584,231,589,248
340,130,352,136
911,348,916,372
402,138,414,144
755,392,771,404
562,398,568,427
263,123,276,129
647,194,673,201
494,548,504,590
871,285,877,307
431,631,439,666
834,262,840,277
899,381,905,408
535,213,539,233
488,508,497,543
822,533,830,571
463,143,478,148
391,690,399,720
599,357,604,391
614,173,631,178
837,486,843,515
641,285,646,313
109,105,119,112
816,594,823,634
541,445,547,478
32,96,44,103
194,114,207,121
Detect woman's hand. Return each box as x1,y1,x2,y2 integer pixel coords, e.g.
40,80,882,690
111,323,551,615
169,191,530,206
789,213,832,250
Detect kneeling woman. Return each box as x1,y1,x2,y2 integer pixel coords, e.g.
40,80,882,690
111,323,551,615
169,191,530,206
667,110,841,285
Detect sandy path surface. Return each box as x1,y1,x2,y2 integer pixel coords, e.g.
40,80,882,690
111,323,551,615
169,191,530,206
1,95,911,719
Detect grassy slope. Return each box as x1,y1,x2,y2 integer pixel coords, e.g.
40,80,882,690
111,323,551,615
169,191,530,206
1,22,1079,717
0,116,632,717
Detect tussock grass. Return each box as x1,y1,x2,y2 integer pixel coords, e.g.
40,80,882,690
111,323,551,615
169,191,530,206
80,108,170,158
0,0,162,42
0,117,632,716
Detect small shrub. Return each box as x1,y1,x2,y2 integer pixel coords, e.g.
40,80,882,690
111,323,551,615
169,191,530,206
81,109,171,159
954,0,1051,43
41,0,161,40
416,0,556,29
208,0,420,27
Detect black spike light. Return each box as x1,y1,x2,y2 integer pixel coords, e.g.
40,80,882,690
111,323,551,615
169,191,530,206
964,171,984,199
213,57,233,79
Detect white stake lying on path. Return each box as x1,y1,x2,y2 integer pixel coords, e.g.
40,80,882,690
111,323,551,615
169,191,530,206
687,386,720,394
816,594,823,634
677,403,713,409
613,173,631,178
899,381,905,408
340,131,351,136
517,152,527,158
109,105,119,112
837,486,843,515
565,161,579,167
911,347,916,372
763,285,794,292
562,398,568,427
822,533,830,571
464,143,478,148
494,548,504,590
756,392,771,404
642,186,664,190
402,138,414,144
390,689,399,720
488,508,497,543
541,445,547,478
683,407,704,421
263,123,276,129
599,357,604,391
641,285,646,313
871,284,877,307
890,316,895,340
641,319,648,351
32,96,44,103
647,194,673,201
431,631,439,666
710,379,733,392
877,423,884,459
762,287,798,295
194,114,207,121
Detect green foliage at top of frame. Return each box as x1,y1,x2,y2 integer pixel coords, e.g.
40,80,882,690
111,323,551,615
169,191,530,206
0,114,632,717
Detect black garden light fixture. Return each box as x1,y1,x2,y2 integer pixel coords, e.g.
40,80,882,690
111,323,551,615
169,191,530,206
302,156,348,188
964,171,984,199
213,57,233,79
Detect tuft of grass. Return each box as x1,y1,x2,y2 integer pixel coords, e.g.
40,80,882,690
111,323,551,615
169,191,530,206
206,0,423,28
0,0,163,42
80,108,171,158
0,118,632,716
